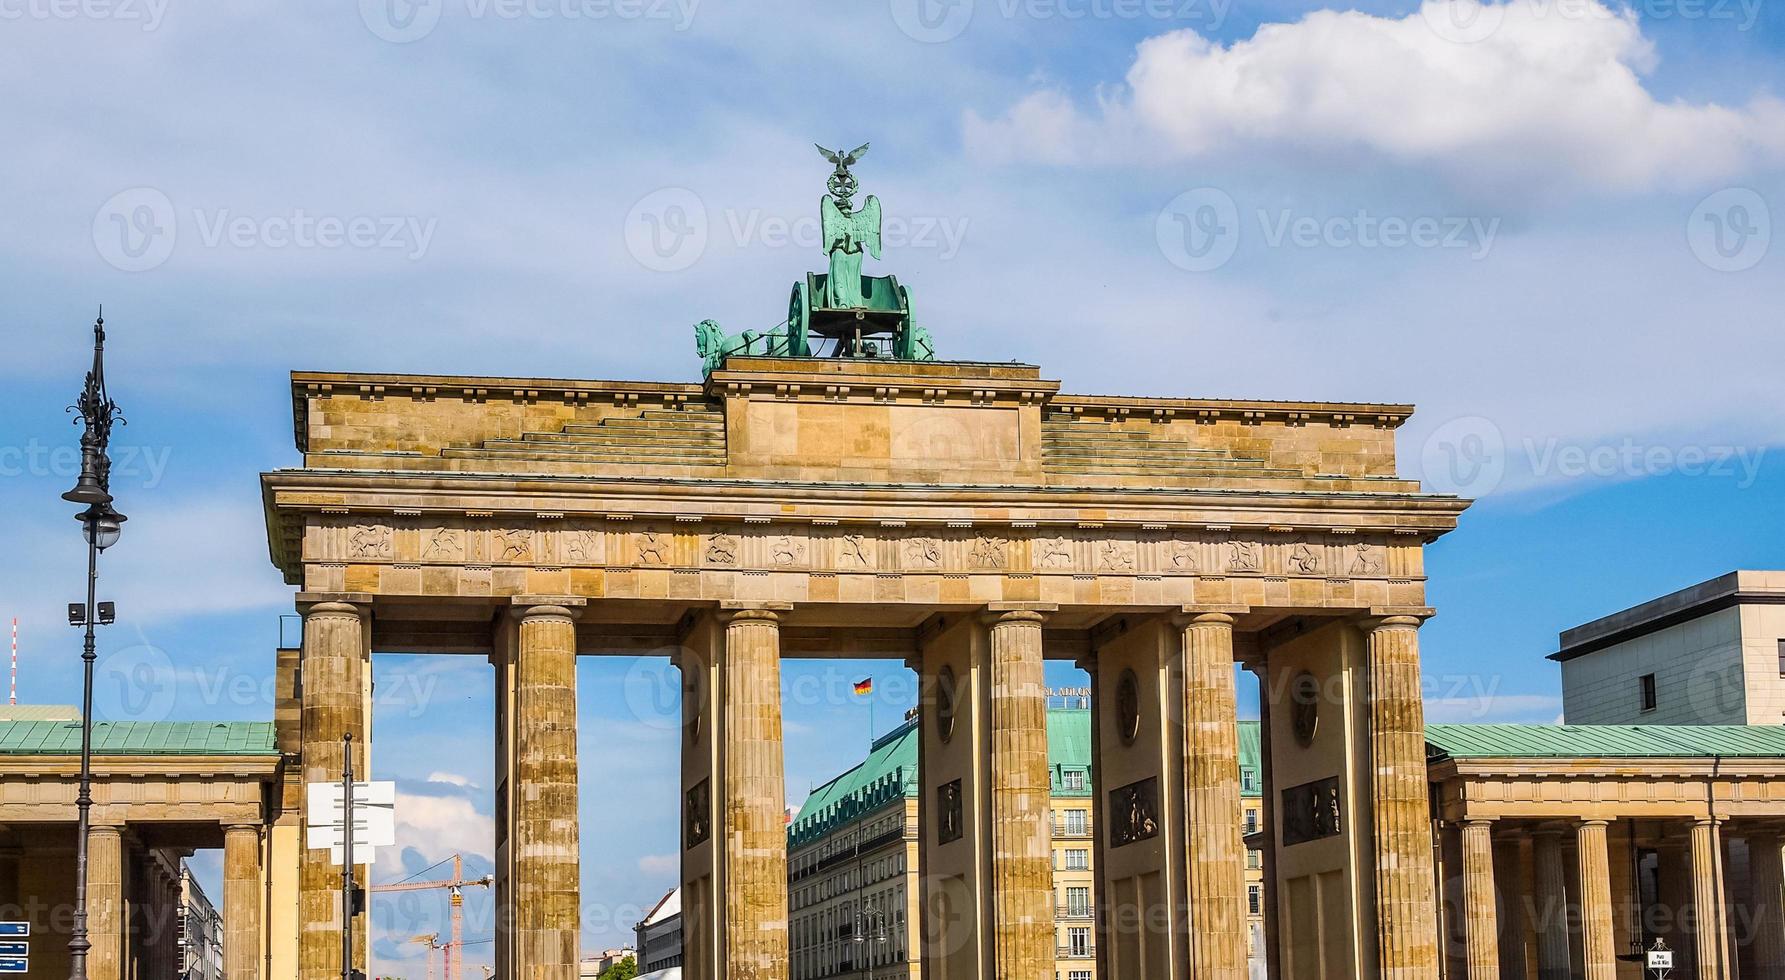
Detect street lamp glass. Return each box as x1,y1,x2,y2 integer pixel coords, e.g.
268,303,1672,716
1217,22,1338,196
80,507,126,551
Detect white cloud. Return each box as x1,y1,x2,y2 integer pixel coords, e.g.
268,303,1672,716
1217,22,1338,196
391,792,494,866
967,0,1785,198
426,771,479,789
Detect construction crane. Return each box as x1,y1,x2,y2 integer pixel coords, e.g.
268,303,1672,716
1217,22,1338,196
407,933,442,980
375,855,493,980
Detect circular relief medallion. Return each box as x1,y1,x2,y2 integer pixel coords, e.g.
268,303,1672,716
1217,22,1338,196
1116,669,1142,746
1290,671,1321,748
936,665,960,744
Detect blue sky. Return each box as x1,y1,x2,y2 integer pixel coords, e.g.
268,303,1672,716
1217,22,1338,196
2,0,1781,969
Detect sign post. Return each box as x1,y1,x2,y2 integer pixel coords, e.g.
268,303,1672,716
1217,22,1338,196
342,732,354,980
1646,937,1674,979
305,734,394,980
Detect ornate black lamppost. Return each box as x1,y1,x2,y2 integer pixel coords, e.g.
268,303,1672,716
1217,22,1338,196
61,311,126,980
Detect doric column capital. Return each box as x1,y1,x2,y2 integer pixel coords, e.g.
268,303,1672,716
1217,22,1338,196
981,601,1054,627
1174,604,1248,629
1362,607,1433,632
1578,818,1613,831
223,823,263,838
717,600,792,626
511,595,587,624
296,594,373,621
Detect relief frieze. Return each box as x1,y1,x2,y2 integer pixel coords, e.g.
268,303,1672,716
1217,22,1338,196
313,517,1405,582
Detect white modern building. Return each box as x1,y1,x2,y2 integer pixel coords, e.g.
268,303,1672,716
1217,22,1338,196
1553,571,1785,725
635,887,683,974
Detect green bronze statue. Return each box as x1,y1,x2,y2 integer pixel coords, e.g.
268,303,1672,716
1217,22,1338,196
695,142,938,375
816,143,880,310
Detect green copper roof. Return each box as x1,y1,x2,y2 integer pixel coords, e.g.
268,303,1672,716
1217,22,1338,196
0,721,280,756
1426,724,1785,760
789,711,1262,846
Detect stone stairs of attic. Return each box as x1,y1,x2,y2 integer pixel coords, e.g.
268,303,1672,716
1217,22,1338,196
441,406,727,467
1041,414,1299,479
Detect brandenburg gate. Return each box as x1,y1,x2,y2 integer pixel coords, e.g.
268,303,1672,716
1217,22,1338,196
258,150,1467,979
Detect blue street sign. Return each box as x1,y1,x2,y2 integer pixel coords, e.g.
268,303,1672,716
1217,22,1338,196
0,943,24,956
0,924,24,938
0,957,24,973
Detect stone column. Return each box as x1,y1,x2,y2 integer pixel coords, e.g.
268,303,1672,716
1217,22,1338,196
984,605,1054,980
1077,649,1111,980
88,825,125,980
1179,609,1249,978
512,598,584,980
1249,661,1283,980
1367,615,1441,979
719,603,791,979
224,824,263,980
297,596,369,980
1690,819,1731,980
1460,820,1500,980
1576,820,1616,980
1531,831,1569,980
1751,830,1785,976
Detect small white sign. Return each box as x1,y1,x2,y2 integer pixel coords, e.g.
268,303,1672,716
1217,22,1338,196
1647,950,1674,969
305,780,397,864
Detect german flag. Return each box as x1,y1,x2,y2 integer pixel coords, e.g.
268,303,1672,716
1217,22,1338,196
853,677,874,697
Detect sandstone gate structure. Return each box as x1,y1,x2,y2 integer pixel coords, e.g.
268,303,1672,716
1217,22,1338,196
260,354,1467,979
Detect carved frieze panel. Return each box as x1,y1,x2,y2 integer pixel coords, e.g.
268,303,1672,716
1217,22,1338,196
307,516,1411,587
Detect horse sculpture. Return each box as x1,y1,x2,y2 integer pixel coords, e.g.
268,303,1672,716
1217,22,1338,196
695,319,794,375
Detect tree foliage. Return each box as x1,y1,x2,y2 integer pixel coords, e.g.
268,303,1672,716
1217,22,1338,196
597,955,637,980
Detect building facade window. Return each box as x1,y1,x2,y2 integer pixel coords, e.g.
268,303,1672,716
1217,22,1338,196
1064,848,1088,871
1640,673,1658,712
